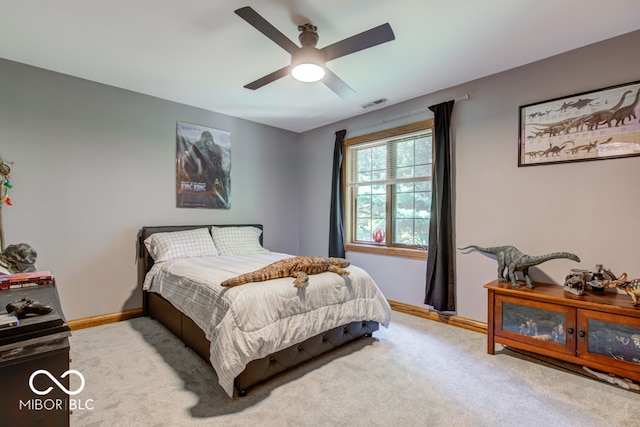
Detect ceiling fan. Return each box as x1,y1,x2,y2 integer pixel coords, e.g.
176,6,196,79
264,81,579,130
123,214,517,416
234,6,395,99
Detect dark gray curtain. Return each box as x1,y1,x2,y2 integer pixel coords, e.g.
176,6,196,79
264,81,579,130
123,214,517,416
424,100,455,312
328,129,347,258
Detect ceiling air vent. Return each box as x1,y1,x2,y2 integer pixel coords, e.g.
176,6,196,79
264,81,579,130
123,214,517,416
361,98,388,110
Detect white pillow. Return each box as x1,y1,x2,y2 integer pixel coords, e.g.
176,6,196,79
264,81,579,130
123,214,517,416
144,227,219,262
211,226,269,256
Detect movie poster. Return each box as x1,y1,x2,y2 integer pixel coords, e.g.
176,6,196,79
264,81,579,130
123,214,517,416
176,121,231,209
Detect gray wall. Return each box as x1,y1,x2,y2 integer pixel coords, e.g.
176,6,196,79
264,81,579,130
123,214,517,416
0,59,300,320
298,30,640,322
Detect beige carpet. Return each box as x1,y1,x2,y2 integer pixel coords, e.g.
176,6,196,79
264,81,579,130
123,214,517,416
68,311,639,426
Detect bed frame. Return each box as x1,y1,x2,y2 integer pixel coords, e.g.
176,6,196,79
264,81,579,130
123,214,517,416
137,224,379,397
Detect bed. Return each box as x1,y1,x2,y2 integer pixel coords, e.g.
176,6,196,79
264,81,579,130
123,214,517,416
137,224,391,397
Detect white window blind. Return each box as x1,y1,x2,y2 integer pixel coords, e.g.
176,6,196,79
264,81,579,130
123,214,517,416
347,130,432,188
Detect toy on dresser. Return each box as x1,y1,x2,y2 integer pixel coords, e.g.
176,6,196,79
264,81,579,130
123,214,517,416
601,273,640,306
564,264,617,296
564,264,640,306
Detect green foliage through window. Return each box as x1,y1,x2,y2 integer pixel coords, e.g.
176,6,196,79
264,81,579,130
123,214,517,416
346,123,433,250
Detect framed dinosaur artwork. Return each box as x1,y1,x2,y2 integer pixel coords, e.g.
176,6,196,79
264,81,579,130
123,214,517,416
518,80,640,166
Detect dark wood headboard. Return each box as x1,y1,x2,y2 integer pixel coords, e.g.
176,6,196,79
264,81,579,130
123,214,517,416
137,224,263,314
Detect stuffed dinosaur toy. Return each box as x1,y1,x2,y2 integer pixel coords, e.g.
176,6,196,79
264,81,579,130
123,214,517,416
220,256,350,288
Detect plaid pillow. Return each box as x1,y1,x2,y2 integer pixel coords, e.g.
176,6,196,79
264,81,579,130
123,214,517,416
144,228,219,262
211,226,268,256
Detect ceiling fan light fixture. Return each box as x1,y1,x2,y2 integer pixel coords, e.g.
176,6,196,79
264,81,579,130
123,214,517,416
291,47,326,82
291,62,325,82
235,7,395,97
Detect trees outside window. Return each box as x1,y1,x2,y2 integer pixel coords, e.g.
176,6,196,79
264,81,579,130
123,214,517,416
345,120,433,259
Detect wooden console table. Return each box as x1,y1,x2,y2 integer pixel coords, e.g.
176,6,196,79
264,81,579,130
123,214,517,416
485,280,640,382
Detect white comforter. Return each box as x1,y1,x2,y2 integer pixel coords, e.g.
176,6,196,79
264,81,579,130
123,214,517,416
142,252,391,397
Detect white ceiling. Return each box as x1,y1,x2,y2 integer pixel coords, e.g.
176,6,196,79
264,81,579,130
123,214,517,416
2,0,640,133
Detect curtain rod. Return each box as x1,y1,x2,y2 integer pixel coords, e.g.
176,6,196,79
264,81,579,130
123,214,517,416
348,94,469,134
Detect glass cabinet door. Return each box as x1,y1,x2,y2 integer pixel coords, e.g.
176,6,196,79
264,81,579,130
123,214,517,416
577,309,640,368
495,294,576,355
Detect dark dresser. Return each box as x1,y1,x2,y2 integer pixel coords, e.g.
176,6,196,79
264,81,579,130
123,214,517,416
0,283,71,427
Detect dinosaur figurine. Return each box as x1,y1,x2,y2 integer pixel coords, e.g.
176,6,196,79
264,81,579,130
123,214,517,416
458,245,580,288
601,272,640,306
220,256,350,288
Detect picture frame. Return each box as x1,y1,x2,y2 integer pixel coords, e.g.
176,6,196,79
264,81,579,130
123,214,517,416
176,121,231,209
518,80,640,167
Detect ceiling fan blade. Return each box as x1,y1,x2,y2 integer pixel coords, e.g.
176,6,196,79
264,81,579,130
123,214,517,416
323,69,355,99
244,65,292,90
234,7,299,55
321,23,395,62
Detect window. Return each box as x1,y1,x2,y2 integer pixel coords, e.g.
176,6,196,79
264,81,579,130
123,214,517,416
344,120,433,259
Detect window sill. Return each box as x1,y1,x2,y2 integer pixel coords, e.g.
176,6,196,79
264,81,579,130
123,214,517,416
345,243,427,260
